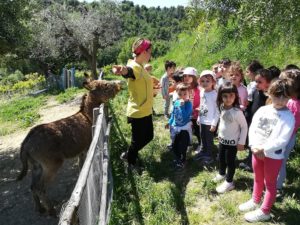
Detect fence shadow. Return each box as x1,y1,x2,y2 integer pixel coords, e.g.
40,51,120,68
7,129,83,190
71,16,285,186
0,149,78,225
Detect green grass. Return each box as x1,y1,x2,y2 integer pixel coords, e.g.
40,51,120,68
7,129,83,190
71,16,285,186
0,95,47,135
55,87,85,104
0,87,86,136
109,90,300,225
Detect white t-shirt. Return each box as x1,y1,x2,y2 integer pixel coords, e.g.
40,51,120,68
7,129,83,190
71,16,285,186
247,81,257,102
249,105,295,159
198,89,219,126
218,107,248,146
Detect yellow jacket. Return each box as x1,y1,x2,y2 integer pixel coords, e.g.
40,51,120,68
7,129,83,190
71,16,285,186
126,59,153,118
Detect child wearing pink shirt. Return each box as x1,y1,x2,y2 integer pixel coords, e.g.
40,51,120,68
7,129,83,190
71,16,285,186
277,69,300,192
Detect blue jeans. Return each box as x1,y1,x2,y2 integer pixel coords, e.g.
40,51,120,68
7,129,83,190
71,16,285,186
164,95,171,116
276,133,296,189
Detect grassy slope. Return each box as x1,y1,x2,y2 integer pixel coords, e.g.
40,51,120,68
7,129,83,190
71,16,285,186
109,28,300,224
109,90,300,225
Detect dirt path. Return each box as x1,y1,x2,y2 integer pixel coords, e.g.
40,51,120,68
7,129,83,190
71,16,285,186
0,95,83,225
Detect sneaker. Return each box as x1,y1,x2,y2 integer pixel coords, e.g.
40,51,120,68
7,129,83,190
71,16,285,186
201,156,214,165
194,151,209,160
120,151,128,161
194,145,201,154
212,174,225,182
167,143,173,151
238,199,260,212
276,189,284,198
216,181,235,193
239,162,253,172
244,209,271,222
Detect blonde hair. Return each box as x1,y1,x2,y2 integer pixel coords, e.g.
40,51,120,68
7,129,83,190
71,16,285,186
279,69,300,99
176,83,189,94
227,61,244,81
268,78,293,98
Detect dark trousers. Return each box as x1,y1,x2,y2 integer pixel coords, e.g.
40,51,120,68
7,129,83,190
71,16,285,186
191,119,201,145
173,130,190,162
200,124,214,156
127,115,153,165
218,144,238,182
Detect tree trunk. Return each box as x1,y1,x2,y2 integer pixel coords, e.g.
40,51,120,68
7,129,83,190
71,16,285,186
91,38,98,80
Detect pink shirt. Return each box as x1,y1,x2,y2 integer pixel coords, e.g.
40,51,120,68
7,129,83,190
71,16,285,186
237,84,248,111
192,87,200,119
287,98,300,134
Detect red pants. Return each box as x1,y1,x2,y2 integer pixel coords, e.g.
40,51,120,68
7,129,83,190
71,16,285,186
252,155,282,214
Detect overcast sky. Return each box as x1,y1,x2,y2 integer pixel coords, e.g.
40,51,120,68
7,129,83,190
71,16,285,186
78,0,189,7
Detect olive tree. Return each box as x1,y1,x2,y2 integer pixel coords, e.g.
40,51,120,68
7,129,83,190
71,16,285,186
31,0,122,79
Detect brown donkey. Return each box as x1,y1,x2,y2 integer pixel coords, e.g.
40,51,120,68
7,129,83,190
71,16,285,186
17,80,122,216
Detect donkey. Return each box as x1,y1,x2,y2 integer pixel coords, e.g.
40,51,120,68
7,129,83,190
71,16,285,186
16,79,122,216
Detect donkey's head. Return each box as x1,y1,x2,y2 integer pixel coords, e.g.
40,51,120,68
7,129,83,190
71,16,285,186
83,80,124,105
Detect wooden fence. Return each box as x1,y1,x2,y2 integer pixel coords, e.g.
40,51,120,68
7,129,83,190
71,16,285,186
58,104,113,225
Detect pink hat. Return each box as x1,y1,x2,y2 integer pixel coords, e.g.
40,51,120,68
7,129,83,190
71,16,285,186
183,67,197,76
200,70,216,81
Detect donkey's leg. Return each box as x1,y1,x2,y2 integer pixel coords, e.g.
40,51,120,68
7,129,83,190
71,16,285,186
38,158,64,217
78,150,87,169
31,163,46,214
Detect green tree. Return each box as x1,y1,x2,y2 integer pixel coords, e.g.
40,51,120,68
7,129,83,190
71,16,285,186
31,0,122,79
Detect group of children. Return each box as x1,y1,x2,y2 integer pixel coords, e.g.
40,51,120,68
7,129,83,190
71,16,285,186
147,59,300,223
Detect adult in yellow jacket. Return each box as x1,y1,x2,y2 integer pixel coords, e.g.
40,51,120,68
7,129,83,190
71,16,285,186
112,38,154,169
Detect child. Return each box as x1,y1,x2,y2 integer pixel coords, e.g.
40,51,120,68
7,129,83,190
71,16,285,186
268,65,281,80
213,82,248,193
277,69,300,193
245,60,264,102
167,83,193,170
228,61,248,110
183,67,201,147
218,58,231,86
160,60,176,118
212,63,223,88
238,79,295,222
195,70,219,163
240,69,273,171
144,63,161,115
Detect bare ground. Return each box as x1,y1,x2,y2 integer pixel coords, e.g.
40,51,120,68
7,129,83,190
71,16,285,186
0,95,83,225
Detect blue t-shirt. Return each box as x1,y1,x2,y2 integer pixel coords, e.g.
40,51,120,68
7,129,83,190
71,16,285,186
169,100,192,127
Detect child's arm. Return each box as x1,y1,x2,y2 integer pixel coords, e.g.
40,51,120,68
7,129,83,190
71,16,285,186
262,118,295,153
237,110,248,150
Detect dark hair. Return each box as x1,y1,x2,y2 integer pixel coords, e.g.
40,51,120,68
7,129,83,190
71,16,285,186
247,60,264,74
219,58,231,67
268,66,281,79
285,64,299,70
268,78,293,98
165,60,176,71
172,70,183,83
256,69,273,83
217,81,240,110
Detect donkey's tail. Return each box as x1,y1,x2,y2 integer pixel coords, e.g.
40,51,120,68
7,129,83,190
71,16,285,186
16,143,29,181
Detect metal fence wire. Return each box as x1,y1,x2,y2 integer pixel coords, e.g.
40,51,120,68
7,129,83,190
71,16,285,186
59,104,113,225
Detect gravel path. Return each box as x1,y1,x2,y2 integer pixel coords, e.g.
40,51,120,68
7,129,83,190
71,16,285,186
0,95,83,225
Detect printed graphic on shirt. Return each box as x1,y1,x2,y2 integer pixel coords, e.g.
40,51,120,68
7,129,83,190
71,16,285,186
221,110,233,123
255,116,278,138
174,106,184,124
219,137,236,145
199,95,208,117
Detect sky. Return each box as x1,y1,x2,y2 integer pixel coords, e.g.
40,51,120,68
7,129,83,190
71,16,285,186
78,0,189,7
